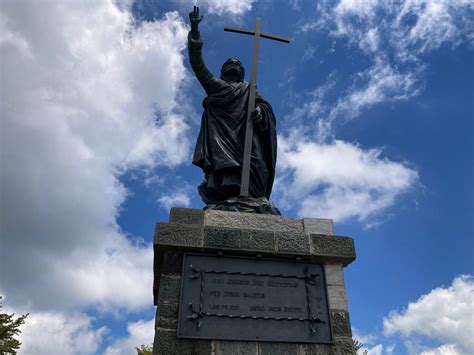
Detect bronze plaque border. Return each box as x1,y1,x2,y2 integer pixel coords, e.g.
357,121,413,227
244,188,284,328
176,253,333,343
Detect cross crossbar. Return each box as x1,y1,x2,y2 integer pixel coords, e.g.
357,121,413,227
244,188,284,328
224,18,289,198
224,27,290,43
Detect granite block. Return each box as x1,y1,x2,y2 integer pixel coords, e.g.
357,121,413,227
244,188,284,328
204,226,241,249
325,264,345,286
327,285,348,311
333,338,356,354
300,344,335,355
303,218,335,235
331,310,352,337
205,210,304,233
170,208,204,225
240,229,276,252
161,251,184,275
213,340,258,355
155,223,204,248
311,235,356,265
258,342,299,355
276,232,310,254
155,301,179,330
157,275,181,302
153,329,211,355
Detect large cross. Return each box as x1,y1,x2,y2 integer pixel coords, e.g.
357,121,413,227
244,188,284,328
224,19,290,197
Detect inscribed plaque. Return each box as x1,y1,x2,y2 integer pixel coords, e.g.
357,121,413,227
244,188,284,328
177,254,332,343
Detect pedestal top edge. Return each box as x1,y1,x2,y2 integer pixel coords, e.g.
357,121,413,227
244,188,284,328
169,207,335,235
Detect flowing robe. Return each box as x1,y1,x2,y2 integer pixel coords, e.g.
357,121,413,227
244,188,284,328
188,34,277,203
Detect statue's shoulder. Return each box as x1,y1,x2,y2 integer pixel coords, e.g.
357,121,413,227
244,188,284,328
207,77,229,93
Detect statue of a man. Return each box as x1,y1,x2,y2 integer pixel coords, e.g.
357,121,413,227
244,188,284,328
188,7,279,214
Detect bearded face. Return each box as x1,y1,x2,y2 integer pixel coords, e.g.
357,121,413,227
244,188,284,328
220,58,245,83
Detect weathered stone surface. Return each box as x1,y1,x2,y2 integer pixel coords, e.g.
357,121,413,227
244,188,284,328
204,226,241,249
331,311,352,337
205,210,304,233
311,235,355,265
157,275,181,302
325,264,345,286
155,301,179,330
170,208,204,225
333,338,356,354
240,229,276,251
213,340,258,355
327,285,348,311
161,251,184,275
301,343,335,355
155,223,204,247
258,342,299,355
303,218,335,235
153,209,357,354
153,329,211,355
153,244,164,305
276,232,310,254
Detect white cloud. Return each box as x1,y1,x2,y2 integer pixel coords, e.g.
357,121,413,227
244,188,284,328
358,344,396,355
383,275,474,354
420,344,460,355
0,0,189,313
276,138,417,223
360,344,383,355
335,0,379,21
16,310,107,355
352,328,377,346
297,0,473,139
394,0,474,57
105,318,154,355
321,57,422,139
158,191,191,210
203,0,254,16
278,1,472,221
324,0,473,57
353,329,396,355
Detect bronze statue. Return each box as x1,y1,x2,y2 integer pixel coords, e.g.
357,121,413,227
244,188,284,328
188,6,283,215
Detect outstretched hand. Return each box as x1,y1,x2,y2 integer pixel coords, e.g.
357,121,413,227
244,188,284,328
189,6,203,26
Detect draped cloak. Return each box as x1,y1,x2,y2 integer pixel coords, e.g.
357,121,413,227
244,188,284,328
192,77,277,203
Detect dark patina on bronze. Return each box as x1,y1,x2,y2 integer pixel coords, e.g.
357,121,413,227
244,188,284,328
187,7,289,215
177,253,333,343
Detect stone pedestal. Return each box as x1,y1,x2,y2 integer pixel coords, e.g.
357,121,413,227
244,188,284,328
153,208,356,354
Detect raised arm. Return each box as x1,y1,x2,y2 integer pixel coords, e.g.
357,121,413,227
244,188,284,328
188,6,214,92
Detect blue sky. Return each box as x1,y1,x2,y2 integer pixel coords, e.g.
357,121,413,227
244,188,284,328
1,1,473,354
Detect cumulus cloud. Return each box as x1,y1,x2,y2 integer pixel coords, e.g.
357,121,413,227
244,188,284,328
14,310,107,355
158,191,191,210
201,0,254,16
326,58,422,125
383,275,474,354
420,344,460,355
276,137,417,222
357,343,396,355
104,318,154,354
311,58,422,139
297,0,473,139
276,0,472,220
0,0,189,314
322,0,473,57
353,328,395,355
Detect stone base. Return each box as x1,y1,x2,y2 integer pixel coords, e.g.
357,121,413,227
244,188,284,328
153,208,356,355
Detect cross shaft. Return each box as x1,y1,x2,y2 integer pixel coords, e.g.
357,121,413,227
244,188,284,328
224,18,290,197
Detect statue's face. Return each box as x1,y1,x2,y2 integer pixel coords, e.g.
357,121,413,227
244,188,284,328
220,58,245,82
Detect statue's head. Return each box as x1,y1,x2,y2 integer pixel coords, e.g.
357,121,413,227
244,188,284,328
220,58,245,83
